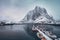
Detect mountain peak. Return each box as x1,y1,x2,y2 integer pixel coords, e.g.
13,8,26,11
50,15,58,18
35,6,41,9
34,6,47,15
22,6,56,23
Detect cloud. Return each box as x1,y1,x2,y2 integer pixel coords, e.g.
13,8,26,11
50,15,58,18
0,0,60,21
0,7,28,21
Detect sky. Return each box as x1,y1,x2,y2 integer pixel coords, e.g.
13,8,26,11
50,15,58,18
0,0,60,22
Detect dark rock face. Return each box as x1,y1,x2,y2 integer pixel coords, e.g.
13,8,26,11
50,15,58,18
22,6,56,24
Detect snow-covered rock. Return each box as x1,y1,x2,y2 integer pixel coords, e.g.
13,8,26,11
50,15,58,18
22,6,56,24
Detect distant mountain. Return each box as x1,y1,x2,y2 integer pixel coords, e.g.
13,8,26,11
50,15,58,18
56,20,60,24
0,16,15,24
21,6,56,24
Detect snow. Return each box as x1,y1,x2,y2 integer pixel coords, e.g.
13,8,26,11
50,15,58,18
22,6,56,24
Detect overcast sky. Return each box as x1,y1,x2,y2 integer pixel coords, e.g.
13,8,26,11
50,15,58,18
0,0,60,22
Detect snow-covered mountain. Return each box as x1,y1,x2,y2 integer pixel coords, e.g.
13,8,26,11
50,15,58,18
21,6,56,24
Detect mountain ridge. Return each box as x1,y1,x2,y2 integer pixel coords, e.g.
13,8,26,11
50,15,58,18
21,6,56,24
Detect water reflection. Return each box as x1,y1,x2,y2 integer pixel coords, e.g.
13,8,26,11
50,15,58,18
0,24,60,40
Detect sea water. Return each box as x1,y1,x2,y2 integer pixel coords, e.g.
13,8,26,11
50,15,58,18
0,24,60,40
